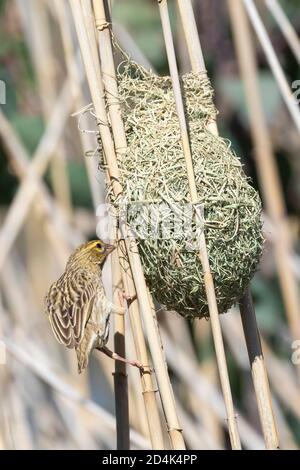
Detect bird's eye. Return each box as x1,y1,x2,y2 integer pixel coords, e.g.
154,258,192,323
96,242,104,252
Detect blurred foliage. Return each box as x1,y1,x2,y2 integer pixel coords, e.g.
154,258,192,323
0,0,92,209
218,72,282,126
0,0,39,202
66,160,93,209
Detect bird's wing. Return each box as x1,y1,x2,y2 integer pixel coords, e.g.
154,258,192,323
45,271,101,349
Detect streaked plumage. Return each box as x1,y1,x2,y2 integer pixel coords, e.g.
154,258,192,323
44,239,118,373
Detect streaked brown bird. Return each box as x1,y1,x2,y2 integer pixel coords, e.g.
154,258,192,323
44,239,141,373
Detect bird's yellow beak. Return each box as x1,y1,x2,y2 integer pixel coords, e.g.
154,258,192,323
104,243,116,254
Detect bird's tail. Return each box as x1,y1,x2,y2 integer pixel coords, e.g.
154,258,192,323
75,326,96,373
76,347,89,374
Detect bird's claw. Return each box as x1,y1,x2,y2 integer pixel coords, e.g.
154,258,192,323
118,290,136,308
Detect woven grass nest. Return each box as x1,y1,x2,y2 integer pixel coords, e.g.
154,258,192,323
111,58,263,319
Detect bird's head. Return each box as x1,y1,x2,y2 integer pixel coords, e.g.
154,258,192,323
66,239,116,270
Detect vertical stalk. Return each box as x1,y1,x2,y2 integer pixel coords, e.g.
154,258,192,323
227,0,300,375
264,0,300,64
80,0,129,449
177,0,279,448
54,0,103,209
119,246,165,449
239,290,279,449
28,0,73,219
112,248,130,449
243,0,300,133
69,0,185,450
158,0,241,450
93,0,166,449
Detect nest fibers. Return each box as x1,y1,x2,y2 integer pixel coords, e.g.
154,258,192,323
108,59,263,319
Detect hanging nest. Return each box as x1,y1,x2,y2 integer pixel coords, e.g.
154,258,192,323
106,57,263,319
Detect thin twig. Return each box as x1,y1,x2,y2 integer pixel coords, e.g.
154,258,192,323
243,0,300,134
264,0,300,64
159,0,241,450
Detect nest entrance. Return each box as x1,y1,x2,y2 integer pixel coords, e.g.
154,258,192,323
109,58,263,319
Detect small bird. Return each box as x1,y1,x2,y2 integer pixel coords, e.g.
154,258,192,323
44,239,142,373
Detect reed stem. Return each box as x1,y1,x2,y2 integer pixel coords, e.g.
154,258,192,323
69,0,185,449
227,0,300,379
264,0,300,64
160,0,241,450
79,0,130,448
177,0,280,448
243,0,300,134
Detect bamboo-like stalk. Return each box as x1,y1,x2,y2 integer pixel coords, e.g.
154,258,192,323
53,0,103,209
27,0,73,220
227,0,300,376
243,0,300,134
174,0,206,75
56,0,148,446
92,0,164,449
170,316,222,447
264,0,300,64
125,321,153,440
239,290,279,449
150,296,222,449
177,0,280,448
161,329,264,450
69,0,185,450
120,249,165,449
92,20,223,448
54,3,132,442
95,3,164,449
83,0,157,447
112,249,130,449
79,0,130,449
158,0,241,450
220,310,300,446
